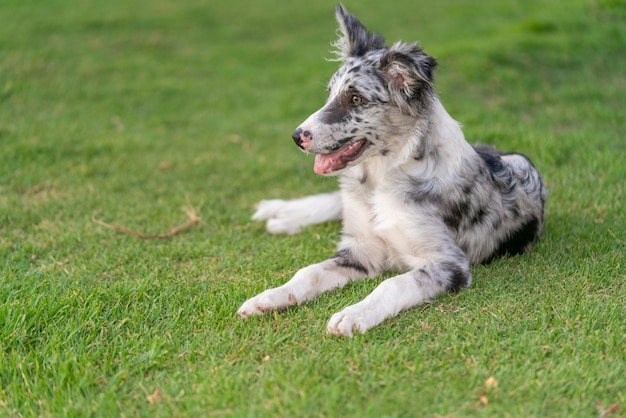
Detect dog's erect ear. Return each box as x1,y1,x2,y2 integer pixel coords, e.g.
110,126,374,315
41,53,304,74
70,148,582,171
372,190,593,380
332,3,385,61
380,43,438,116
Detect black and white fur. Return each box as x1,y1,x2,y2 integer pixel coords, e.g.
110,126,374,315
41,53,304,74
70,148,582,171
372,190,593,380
239,4,547,337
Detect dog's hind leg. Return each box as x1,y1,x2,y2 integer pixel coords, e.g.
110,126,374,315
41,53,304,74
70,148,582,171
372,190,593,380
252,191,342,234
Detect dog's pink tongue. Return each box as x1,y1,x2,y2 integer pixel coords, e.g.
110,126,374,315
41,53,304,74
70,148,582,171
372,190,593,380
314,153,339,175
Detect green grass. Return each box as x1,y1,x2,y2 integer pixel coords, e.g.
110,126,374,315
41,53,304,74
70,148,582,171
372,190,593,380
1,0,625,416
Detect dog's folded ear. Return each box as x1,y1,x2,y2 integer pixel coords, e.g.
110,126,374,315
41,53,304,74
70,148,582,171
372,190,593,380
380,44,438,116
332,3,385,61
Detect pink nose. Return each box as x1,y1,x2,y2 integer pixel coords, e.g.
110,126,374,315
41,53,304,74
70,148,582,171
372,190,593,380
292,128,312,150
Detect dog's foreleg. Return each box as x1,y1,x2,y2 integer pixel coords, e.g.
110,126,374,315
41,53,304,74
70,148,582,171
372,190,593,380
326,260,472,337
237,254,371,318
252,191,342,234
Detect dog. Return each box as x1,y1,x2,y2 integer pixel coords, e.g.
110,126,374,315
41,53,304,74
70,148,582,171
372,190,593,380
238,4,547,337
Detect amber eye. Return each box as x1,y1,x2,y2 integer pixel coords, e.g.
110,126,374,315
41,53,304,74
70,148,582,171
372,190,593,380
351,94,363,105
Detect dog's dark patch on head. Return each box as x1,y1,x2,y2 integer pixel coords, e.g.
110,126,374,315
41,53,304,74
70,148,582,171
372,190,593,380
379,47,438,116
370,71,388,98
321,96,352,125
380,149,389,156
351,128,359,134
335,3,386,59
359,174,368,184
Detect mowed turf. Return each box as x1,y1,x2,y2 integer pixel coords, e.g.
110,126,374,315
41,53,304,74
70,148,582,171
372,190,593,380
0,0,624,416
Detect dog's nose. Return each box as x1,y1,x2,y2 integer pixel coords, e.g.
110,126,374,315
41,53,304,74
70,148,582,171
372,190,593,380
292,128,312,150
292,128,303,147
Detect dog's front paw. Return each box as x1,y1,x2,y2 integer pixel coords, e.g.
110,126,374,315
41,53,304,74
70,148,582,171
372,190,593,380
237,287,297,318
326,305,374,337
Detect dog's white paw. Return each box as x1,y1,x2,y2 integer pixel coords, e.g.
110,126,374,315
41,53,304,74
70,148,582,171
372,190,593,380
252,193,342,235
265,218,302,235
252,200,302,235
237,287,297,318
326,305,374,337
252,199,285,221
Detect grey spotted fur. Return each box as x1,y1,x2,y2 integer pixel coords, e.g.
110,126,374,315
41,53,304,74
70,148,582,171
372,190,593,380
239,4,547,336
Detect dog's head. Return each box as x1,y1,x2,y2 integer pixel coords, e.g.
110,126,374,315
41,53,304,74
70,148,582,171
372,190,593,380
292,4,438,175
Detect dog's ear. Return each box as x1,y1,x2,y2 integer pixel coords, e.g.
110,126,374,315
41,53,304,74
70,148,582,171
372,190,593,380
380,43,438,116
332,3,385,61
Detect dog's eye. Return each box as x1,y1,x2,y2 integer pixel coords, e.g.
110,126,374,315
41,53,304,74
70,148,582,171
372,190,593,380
351,94,363,105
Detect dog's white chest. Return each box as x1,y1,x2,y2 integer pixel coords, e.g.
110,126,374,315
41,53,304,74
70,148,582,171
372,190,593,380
368,189,417,267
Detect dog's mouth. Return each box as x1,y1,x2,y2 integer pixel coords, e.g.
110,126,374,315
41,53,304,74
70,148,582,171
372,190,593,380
313,139,370,175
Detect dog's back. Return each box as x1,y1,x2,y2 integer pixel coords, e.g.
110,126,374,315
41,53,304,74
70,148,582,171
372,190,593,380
457,144,547,263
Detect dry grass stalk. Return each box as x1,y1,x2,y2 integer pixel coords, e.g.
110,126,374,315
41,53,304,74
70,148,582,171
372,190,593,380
93,198,201,239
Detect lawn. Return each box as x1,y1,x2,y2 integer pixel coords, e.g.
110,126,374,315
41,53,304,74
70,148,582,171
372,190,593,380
1,0,625,416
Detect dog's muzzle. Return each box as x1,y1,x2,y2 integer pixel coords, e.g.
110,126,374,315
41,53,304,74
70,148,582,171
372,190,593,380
292,128,312,150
